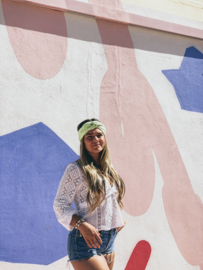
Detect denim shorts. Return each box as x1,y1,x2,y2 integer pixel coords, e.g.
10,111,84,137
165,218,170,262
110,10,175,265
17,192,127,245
67,228,118,262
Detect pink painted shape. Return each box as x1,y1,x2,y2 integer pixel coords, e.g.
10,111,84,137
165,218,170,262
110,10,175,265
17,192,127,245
95,19,155,216
92,5,129,23
89,0,203,268
17,0,69,11
90,0,123,11
13,0,203,40
2,0,67,79
65,0,94,16
125,241,151,270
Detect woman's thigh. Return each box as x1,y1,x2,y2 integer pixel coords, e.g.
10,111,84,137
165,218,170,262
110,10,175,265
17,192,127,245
71,255,110,270
103,252,115,270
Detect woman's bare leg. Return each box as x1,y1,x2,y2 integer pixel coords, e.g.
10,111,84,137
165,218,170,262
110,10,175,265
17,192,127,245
103,252,115,270
71,255,110,270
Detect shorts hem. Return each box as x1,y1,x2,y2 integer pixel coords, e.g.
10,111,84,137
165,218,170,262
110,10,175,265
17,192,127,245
68,254,102,262
102,249,115,255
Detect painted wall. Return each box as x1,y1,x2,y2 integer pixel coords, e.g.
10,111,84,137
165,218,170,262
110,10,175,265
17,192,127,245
74,0,203,29
0,0,203,269
121,0,203,23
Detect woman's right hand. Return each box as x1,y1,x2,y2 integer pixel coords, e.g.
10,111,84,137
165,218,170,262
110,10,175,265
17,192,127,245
78,222,102,249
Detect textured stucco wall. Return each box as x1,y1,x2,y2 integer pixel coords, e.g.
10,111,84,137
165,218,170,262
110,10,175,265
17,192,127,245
0,0,203,270
73,0,203,27
121,0,203,22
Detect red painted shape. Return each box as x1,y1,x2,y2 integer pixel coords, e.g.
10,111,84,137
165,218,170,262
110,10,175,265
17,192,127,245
125,241,151,270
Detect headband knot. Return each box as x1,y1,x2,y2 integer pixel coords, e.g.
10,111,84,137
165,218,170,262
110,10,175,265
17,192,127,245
78,121,106,142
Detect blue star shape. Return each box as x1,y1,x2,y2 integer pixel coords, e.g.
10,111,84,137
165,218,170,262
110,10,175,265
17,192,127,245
162,46,203,113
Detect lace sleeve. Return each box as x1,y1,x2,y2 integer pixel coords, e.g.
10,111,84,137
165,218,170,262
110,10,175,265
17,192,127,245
53,163,80,231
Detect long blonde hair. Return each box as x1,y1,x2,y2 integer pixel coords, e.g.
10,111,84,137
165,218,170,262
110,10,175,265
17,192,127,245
77,119,125,213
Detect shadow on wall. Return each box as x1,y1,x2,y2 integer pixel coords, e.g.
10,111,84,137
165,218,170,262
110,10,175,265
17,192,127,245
65,10,203,56
0,123,79,265
0,0,68,79
0,0,202,59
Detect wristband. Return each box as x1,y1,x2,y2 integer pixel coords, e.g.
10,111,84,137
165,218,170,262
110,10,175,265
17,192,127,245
75,218,85,229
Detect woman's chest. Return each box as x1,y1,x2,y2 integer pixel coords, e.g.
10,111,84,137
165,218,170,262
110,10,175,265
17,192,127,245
75,177,117,205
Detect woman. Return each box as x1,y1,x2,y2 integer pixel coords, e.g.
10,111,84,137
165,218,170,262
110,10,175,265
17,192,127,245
54,119,126,270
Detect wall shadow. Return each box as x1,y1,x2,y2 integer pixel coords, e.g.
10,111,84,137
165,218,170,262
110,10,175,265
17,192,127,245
0,0,202,57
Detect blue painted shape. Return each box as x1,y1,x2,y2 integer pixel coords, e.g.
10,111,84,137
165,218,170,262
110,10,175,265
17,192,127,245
162,46,203,113
0,123,79,265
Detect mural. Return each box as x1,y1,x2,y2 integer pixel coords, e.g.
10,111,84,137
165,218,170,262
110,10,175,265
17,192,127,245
2,0,67,79
163,46,203,113
125,241,151,270
0,0,203,269
0,123,78,264
90,0,203,268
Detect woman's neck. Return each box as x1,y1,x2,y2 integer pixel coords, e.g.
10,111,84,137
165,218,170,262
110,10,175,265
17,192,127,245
89,152,100,166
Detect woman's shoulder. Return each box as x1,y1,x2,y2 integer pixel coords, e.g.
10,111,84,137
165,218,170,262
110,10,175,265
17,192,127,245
66,159,79,168
65,159,80,172
65,159,85,179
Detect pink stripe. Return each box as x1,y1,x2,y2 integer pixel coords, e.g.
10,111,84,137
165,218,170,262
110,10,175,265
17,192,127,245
13,0,203,40
15,0,68,11
65,0,94,16
93,5,129,23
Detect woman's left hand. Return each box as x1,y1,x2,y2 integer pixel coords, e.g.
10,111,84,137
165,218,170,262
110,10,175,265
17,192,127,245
116,217,126,233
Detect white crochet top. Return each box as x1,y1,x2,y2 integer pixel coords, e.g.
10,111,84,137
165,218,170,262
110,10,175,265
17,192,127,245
53,160,124,231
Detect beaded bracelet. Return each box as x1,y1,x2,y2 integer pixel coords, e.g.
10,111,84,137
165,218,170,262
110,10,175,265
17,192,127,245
75,218,85,229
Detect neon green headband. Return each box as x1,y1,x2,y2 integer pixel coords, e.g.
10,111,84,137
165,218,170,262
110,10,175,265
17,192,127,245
78,121,106,142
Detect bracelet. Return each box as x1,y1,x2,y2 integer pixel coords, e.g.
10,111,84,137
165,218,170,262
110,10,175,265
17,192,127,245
75,218,85,229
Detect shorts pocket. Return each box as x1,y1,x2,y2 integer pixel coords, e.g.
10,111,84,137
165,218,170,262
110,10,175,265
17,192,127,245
102,230,116,253
76,233,89,259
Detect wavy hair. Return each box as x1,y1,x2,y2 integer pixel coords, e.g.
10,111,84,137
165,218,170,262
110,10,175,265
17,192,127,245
77,118,125,213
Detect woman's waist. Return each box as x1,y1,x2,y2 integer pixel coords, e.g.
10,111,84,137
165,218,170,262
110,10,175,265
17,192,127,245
77,198,120,215
98,227,117,234
70,226,117,236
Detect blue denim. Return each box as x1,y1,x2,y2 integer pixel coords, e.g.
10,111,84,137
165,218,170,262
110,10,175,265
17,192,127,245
67,228,118,262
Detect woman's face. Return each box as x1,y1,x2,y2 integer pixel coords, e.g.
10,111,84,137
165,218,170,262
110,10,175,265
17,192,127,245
83,128,105,155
